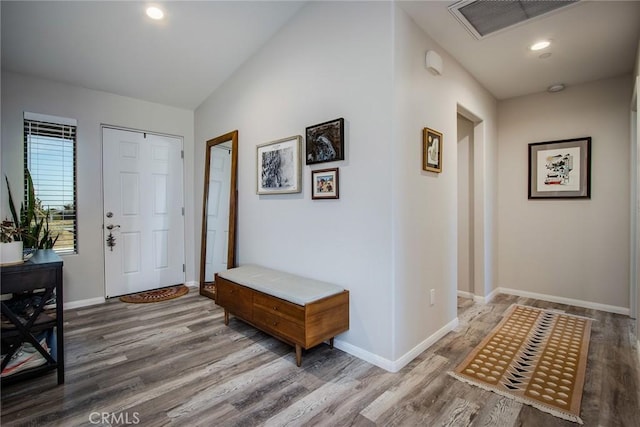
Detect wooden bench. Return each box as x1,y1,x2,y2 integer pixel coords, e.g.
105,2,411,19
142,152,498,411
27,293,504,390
215,265,349,366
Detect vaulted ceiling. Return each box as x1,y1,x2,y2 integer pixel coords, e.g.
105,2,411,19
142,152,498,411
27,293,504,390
2,1,639,110
1,1,305,109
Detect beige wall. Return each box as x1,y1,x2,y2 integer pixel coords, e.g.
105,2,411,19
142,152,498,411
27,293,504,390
498,75,632,312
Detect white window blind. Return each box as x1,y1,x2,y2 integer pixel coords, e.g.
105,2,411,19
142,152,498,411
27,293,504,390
24,112,78,254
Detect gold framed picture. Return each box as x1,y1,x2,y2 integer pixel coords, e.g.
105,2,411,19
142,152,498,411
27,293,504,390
423,127,442,173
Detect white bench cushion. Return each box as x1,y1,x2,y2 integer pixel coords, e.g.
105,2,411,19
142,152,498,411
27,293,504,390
217,264,344,306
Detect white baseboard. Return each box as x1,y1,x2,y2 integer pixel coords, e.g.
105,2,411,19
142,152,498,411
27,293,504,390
335,317,459,373
63,297,105,310
389,317,459,372
498,287,629,315
63,282,199,310
482,287,501,304
457,289,500,305
457,290,474,299
333,339,395,372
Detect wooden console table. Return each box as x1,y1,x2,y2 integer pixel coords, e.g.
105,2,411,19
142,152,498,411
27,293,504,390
1,250,64,385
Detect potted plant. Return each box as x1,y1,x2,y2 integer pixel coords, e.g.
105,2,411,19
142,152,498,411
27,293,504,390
3,169,58,258
0,220,23,265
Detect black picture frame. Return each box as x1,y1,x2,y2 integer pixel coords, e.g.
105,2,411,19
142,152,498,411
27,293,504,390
528,137,591,199
305,118,344,165
311,168,339,200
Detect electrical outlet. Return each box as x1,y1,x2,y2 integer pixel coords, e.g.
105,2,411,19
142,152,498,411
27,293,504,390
430,289,435,306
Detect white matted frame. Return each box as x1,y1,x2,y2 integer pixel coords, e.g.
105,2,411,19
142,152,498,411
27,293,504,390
256,135,302,195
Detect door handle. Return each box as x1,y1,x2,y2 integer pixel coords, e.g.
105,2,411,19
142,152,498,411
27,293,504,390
106,224,121,230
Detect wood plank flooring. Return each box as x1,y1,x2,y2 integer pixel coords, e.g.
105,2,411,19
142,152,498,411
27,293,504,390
1,291,639,426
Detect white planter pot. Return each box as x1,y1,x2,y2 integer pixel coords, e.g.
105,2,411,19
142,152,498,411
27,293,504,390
0,241,24,266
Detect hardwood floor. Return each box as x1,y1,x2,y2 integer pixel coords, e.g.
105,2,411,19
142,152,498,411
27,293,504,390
1,291,639,426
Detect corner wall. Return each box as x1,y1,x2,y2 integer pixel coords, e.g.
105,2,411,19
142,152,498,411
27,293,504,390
194,1,395,364
1,71,195,304
392,6,498,363
498,75,632,312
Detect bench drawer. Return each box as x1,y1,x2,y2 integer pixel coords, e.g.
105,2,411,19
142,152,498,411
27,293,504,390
253,293,304,322
216,280,253,320
253,307,304,343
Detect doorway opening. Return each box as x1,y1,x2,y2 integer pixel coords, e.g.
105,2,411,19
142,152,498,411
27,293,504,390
457,114,475,302
456,104,488,316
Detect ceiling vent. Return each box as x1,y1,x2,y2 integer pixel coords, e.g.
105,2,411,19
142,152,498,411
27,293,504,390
448,0,579,40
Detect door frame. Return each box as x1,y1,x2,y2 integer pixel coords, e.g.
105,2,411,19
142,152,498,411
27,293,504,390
456,104,491,304
101,124,186,298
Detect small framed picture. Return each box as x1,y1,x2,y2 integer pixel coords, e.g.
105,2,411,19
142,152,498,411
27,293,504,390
311,168,339,200
305,118,345,165
256,135,302,195
423,127,443,173
528,137,591,199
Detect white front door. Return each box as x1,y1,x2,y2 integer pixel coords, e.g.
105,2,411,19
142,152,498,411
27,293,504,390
103,127,185,298
205,145,232,281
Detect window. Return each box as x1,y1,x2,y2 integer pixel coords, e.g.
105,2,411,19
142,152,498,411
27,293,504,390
24,112,77,254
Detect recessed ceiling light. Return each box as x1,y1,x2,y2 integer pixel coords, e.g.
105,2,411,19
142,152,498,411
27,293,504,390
146,6,164,20
530,40,551,51
547,83,565,93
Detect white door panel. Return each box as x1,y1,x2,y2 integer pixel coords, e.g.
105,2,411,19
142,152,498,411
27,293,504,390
103,128,185,297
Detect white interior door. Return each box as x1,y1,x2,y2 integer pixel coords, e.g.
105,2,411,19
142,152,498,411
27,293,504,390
103,127,185,297
205,145,232,281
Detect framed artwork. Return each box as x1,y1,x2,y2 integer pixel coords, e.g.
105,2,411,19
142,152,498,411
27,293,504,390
256,135,302,195
528,137,591,199
305,118,344,165
423,127,443,173
311,168,339,200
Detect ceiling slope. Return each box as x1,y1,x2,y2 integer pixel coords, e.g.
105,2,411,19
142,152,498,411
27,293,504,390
1,1,305,109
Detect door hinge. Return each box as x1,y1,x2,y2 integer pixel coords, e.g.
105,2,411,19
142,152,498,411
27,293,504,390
182,207,185,216
183,264,185,272
181,150,184,159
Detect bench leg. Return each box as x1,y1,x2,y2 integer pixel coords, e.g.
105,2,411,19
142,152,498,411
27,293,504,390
295,344,302,367
329,337,334,349
224,309,229,326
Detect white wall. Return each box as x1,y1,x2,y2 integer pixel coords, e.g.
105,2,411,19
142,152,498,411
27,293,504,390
498,75,632,312
1,71,195,305
194,1,395,363
391,6,498,362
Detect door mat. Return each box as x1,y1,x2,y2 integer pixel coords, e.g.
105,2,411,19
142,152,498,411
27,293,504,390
119,285,189,304
449,304,592,424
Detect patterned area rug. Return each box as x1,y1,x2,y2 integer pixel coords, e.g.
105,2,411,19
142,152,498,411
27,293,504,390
119,285,189,304
450,304,592,424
